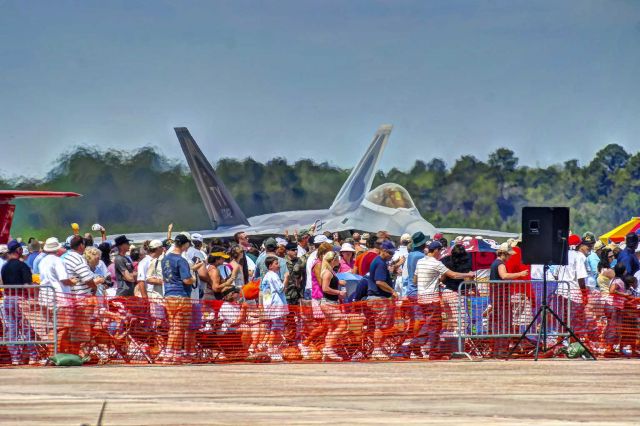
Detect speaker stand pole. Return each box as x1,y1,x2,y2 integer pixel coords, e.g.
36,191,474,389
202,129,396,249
507,264,596,361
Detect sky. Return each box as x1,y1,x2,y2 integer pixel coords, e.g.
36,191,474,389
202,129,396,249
1,0,639,179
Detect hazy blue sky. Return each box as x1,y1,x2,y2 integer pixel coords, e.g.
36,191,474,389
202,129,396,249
1,1,639,178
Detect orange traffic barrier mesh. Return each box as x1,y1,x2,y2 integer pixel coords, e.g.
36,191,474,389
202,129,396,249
1,284,639,365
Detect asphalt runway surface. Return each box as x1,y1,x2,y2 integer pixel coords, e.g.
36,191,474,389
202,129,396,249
0,360,638,425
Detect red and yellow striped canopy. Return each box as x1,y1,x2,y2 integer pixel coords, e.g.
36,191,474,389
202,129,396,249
599,217,640,244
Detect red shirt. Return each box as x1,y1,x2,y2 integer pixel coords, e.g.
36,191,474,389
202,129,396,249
505,246,534,301
356,250,378,276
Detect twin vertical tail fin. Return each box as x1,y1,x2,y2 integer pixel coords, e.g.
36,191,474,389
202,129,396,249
175,127,250,229
329,125,393,214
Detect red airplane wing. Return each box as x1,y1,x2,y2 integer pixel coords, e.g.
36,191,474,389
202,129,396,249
0,190,81,243
0,190,81,202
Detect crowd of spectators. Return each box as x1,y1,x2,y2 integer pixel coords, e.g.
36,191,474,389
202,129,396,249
1,222,639,364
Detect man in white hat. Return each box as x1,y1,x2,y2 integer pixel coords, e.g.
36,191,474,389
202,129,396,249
185,233,206,264
38,237,80,355
39,237,77,299
136,239,165,298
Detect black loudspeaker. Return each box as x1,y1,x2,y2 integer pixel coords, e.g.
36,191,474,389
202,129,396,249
521,207,569,265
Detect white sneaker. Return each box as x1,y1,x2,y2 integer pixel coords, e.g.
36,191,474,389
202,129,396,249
370,349,389,361
322,347,343,362
269,350,284,362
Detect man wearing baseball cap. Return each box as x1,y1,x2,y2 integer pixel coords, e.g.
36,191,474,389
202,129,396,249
136,240,165,298
367,239,398,360
160,233,198,362
254,238,288,283
113,235,136,296
1,240,40,364
186,233,206,264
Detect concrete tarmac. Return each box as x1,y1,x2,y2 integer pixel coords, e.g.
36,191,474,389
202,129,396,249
0,360,639,425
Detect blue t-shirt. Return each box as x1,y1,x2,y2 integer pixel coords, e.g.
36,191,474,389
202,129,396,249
162,252,192,297
402,250,425,298
618,248,640,277
26,251,40,270
367,256,392,298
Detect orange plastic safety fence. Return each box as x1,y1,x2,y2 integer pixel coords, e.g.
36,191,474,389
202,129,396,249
1,284,640,365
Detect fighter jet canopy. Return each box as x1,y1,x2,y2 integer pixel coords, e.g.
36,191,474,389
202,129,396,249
364,183,416,210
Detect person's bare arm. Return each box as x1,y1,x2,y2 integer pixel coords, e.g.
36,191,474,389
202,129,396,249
136,281,148,298
208,268,227,292
578,277,586,290
444,270,476,280
496,264,528,280
321,270,343,296
375,280,397,297
166,223,173,243
121,269,136,283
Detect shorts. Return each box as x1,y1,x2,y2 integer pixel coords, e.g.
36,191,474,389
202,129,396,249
367,296,395,330
269,317,285,332
320,299,346,322
311,298,324,319
189,301,203,330
70,295,96,342
165,296,192,327
303,288,312,301
116,281,135,297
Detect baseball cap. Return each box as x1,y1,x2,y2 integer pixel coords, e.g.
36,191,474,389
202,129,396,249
174,234,191,246
149,239,163,250
428,241,443,251
275,237,288,247
433,233,444,240
298,228,311,237
380,240,396,254
285,242,297,251
114,235,133,246
400,233,412,244
0,244,8,254
264,237,278,250
6,240,21,253
191,233,203,242
568,234,581,247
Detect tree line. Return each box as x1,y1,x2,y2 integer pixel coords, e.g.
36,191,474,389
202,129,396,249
1,143,637,239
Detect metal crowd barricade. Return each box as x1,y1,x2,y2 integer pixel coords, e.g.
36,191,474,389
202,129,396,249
0,284,58,358
455,280,571,358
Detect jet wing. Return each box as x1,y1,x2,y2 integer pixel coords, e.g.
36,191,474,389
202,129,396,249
438,227,519,239
0,190,81,202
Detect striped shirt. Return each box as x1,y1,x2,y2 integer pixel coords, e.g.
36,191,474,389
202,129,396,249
63,250,94,295
415,256,449,304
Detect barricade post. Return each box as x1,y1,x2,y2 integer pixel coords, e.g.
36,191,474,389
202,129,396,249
0,284,58,362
